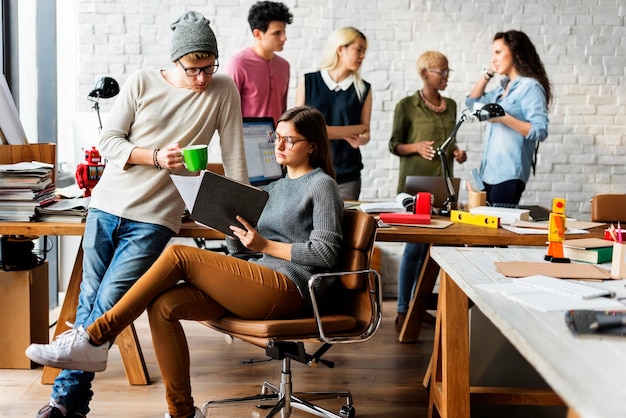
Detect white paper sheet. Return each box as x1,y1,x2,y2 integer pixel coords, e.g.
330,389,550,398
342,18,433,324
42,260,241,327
0,75,28,144
170,173,202,211
502,225,589,235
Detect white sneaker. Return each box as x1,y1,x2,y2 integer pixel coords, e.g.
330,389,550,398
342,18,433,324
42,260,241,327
25,322,109,372
164,407,205,418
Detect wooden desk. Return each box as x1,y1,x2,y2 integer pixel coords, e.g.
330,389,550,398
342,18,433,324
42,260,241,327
373,219,605,342
427,247,626,418
0,221,223,385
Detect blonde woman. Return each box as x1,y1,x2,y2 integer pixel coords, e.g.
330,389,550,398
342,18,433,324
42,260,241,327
296,26,372,200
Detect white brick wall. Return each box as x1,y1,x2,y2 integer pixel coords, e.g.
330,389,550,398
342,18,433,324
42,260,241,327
73,0,626,297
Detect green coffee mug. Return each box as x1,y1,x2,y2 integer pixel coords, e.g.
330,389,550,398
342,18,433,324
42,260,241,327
182,144,208,172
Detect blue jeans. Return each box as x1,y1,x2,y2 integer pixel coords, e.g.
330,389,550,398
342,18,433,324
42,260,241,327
50,208,173,415
397,242,429,314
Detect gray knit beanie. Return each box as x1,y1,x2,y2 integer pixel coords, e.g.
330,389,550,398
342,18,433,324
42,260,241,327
170,11,219,61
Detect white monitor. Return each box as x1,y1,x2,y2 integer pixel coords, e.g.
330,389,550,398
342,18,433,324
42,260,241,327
0,74,28,144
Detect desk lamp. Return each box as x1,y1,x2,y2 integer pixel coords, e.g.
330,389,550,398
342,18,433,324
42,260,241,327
435,103,505,215
87,76,119,133
76,77,120,196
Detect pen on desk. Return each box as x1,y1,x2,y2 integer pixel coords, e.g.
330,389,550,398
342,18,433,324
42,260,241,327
618,222,622,243
588,315,626,331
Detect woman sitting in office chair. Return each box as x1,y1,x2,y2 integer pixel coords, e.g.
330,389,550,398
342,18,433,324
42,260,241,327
26,106,344,418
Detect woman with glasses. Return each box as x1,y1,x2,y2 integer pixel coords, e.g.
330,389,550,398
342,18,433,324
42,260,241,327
26,106,343,418
296,26,372,201
389,51,466,332
466,30,551,205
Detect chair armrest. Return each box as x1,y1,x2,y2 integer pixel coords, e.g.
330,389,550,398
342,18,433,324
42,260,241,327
307,269,383,344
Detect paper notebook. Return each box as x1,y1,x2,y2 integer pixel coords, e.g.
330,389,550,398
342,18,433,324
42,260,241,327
171,171,269,237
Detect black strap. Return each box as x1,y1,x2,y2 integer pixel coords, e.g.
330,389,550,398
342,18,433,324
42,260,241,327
532,141,540,176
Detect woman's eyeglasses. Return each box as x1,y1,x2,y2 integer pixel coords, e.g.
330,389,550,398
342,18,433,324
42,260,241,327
426,68,453,78
269,132,308,150
178,60,220,77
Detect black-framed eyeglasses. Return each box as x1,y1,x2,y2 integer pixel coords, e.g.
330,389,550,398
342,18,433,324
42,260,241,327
426,68,453,78
178,60,220,77
269,131,308,150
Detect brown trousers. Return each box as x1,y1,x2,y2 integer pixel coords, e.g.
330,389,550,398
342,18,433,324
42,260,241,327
87,244,304,418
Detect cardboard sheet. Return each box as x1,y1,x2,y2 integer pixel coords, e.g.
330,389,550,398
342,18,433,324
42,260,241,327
495,261,611,280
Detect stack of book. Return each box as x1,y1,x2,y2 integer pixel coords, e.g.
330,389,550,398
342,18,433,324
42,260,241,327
563,238,613,264
0,161,55,221
35,197,90,223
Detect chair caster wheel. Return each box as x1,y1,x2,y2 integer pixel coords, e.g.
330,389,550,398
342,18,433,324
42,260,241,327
339,405,355,417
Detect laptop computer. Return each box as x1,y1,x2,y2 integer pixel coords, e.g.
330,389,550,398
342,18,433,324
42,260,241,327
405,176,461,209
242,117,283,187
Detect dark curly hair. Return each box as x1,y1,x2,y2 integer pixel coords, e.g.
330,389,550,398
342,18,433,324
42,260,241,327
248,1,293,33
494,30,552,106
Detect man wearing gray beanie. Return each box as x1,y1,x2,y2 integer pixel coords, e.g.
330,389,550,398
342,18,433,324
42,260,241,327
32,10,246,418
170,10,219,62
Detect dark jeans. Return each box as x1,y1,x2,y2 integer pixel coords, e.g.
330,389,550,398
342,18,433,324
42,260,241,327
485,179,526,205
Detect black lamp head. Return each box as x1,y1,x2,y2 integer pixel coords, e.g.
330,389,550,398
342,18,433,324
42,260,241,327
476,103,505,121
88,77,120,99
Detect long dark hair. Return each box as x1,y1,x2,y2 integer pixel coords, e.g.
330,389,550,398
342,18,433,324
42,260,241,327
494,30,552,106
277,106,336,179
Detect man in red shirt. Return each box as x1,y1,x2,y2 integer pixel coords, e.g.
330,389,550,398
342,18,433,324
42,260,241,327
226,1,293,124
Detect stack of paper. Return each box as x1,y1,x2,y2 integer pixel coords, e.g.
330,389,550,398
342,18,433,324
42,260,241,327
0,161,55,221
35,197,90,223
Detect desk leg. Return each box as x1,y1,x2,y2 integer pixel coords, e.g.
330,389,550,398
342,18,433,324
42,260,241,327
567,409,581,418
117,323,150,385
399,245,440,343
41,242,150,386
429,271,470,418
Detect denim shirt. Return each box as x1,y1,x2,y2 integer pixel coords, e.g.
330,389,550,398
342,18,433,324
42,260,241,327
466,76,549,185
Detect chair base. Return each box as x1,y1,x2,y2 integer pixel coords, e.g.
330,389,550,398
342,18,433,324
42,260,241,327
202,358,355,418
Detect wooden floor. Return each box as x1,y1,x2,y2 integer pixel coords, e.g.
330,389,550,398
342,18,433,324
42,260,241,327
0,300,435,417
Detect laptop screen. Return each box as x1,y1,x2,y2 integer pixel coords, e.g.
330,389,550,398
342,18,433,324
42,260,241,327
405,176,461,209
242,117,283,187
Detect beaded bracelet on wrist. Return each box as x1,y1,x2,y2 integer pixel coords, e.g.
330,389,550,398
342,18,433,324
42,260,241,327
153,149,162,169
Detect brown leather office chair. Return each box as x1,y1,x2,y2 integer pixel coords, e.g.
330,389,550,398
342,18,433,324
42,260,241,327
201,209,382,418
205,163,225,176
590,194,626,223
